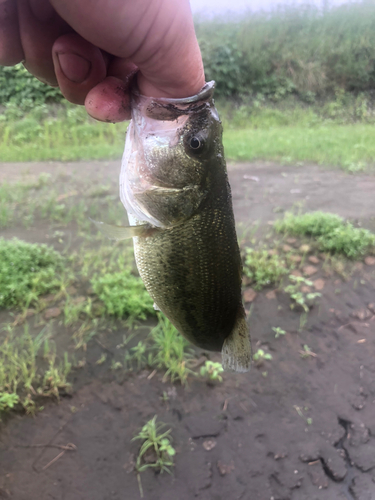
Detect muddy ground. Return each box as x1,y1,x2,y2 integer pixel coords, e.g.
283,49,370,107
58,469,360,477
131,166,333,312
1,161,375,500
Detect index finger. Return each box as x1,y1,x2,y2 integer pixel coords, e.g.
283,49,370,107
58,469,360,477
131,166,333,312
0,0,24,65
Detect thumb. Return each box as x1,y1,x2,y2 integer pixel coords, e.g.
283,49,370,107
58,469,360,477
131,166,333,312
50,0,204,98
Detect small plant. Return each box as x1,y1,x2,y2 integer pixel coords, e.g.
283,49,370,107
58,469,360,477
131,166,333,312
275,211,375,259
300,344,317,358
72,320,98,350
132,416,175,497
130,341,148,370
272,327,286,338
111,360,123,371
148,314,195,385
0,325,71,410
275,211,343,237
95,353,107,365
200,361,224,382
294,405,313,425
0,238,63,309
0,392,20,412
91,270,155,320
253,349,273,364
63,297,94,326
42,351,72,398
244,248,289,289
284,275,321,312
319,225,375,259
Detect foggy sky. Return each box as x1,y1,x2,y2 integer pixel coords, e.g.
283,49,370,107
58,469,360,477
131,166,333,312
190,0,358,15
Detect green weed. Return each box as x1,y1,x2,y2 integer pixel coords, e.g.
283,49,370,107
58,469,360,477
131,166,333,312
244,248,289,289
320,226,375,259
95,353,107,365
148,315,195,386
253,349,273,364
0,239,63,309
272,327,286,338
124,340,148,370
91,270,154,320
0,324,71,414
284,275,321,313
275,211,375,259
71,320,99,350
274,211,343,237
42,351,71,398
132,416,175,497
200,361,224,382
300,344,317,358
0,392,19,412
63,297,94,326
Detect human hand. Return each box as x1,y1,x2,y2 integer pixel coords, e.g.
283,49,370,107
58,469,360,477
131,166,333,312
0,0,205,121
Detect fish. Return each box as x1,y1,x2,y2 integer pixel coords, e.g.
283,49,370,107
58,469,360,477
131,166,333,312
94,81,251,372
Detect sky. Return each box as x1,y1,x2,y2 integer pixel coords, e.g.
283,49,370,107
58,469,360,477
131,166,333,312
190,0,358,15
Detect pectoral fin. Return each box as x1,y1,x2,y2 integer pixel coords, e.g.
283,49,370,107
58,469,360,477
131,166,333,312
221,311,251,373
90,219,153,240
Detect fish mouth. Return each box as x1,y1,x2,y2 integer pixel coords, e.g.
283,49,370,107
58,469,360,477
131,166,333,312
132,81,216,121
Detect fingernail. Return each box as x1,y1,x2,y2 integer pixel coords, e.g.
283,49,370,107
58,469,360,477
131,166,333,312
56,52,91,84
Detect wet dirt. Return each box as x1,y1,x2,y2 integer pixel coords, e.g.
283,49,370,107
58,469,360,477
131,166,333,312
1,161,375,500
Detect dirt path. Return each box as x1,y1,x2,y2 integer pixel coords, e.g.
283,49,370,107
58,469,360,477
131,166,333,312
1,161,375,500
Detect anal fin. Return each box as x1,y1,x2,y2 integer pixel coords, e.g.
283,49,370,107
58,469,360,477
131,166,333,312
222,311,251,373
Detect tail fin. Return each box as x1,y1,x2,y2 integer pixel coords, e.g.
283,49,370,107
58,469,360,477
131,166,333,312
222,310,251,373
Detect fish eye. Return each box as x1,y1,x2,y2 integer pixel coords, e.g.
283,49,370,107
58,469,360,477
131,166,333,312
190,137,201,149
189,136,204,152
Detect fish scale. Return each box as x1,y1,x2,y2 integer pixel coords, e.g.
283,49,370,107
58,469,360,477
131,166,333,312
133,189,241,352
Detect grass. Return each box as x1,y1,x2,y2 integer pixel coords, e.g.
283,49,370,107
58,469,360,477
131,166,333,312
272,327,286,338
224,124,375,171
274,211,343,237
275,211,375,259
77,241,155,322
253,349,273,364
91,270,154,320
0,324,71,414
132,416,175,497
243,248,290,289
119,314,196,385
0,104,127,162
200,361,224,383
148,315,195,386
132,415,175,474
0,239,63,309
0,174,125,231
1,101,375,171
284,276,321,313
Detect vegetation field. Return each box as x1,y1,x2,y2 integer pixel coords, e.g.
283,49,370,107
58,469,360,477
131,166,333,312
0,160,375,499
1,96,375,172
2,2,375,170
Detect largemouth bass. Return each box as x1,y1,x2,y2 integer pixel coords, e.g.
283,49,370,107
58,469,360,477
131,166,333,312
95,81,251,372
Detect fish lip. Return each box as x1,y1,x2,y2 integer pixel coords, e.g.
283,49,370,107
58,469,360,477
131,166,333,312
132,81,215,105
131,81,216,121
